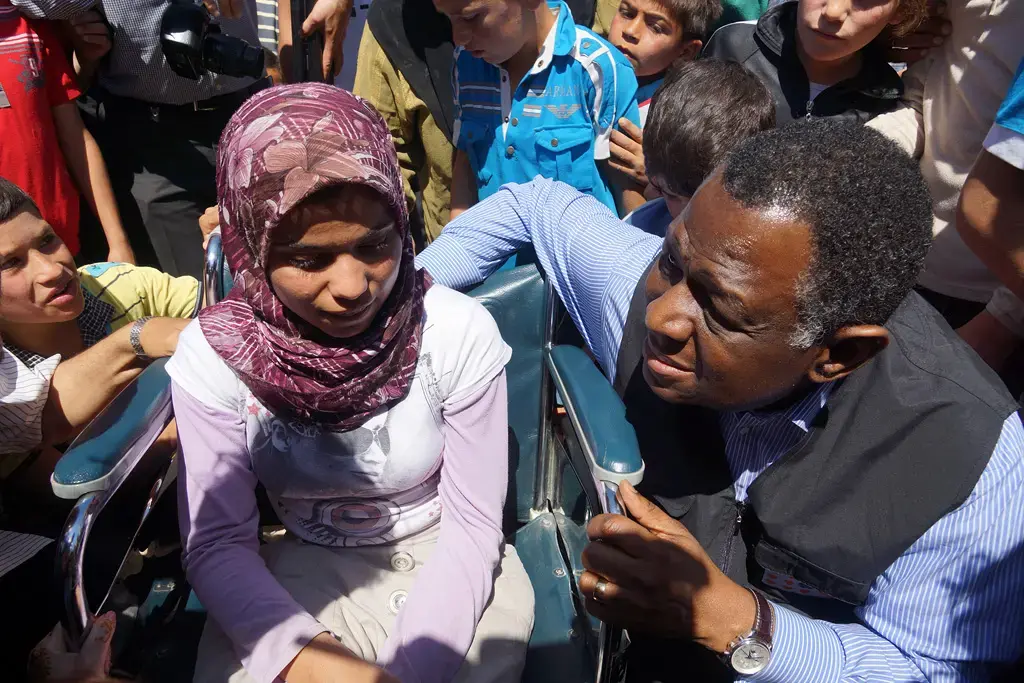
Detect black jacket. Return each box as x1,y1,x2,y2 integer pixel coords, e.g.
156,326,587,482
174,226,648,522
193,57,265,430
702,2,903,125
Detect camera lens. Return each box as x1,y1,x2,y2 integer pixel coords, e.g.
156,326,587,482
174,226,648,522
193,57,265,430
204,33,266,80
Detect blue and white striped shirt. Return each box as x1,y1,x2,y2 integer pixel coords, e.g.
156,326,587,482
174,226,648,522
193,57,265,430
418,177,1024,682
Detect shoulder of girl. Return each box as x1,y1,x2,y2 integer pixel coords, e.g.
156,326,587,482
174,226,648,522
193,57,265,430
423,285,502,342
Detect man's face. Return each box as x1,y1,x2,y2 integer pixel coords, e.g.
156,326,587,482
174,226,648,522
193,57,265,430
797,0,900,64
434,0,531,66
641,173,821,411
609,0,689,78
0,209,83,326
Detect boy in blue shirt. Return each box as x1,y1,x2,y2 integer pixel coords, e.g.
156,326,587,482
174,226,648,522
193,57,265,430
437,0,642,220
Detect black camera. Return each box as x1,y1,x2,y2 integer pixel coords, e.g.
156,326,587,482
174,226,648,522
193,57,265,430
160,0,265,81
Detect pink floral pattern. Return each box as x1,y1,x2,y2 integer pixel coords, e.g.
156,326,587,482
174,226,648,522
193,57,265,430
199,84,430,430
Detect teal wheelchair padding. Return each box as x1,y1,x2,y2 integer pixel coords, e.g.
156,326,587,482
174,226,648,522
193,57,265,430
467,265,547,523
52,359,172,487
515,513,595,683
546,345,643,476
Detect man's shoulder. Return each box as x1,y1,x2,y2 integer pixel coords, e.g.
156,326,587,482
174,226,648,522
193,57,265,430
568,25,632,72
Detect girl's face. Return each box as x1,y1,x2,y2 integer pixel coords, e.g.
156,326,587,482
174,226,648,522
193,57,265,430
0,209,83,326
797,0,901,64
267,185,403,339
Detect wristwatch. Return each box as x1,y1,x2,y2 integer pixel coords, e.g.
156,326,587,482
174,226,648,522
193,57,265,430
723,588,775,676
130,317,153,360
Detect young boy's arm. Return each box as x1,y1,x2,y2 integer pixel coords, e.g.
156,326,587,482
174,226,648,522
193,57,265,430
449,149,477,221
52,103,135,264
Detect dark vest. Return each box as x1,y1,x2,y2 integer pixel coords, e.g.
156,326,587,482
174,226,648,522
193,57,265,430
613,266,1018,682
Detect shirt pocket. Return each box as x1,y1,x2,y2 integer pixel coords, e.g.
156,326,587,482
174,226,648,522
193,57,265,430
458,118,496,189
534,124,595,192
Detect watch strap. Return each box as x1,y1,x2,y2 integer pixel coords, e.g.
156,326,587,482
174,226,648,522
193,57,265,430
749,588,774,646
130,317,152,360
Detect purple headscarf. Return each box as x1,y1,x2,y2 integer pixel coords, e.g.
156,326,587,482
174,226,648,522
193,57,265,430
198,83,430,429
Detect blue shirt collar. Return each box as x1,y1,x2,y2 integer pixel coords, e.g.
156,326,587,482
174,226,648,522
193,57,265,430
731,381,835,434
547,1,578,60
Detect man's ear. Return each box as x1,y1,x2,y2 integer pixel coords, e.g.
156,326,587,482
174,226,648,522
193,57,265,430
676,39,702,62
808,325,889,383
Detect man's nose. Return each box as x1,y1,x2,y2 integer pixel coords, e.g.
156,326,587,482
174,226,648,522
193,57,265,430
644,287,696,347
32,252,66,285
623,17,642,41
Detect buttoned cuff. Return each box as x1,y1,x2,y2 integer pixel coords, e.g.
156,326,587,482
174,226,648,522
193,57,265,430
746,602,844,683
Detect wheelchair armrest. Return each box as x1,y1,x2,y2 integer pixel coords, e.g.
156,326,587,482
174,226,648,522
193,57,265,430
545,345,644,489
51,359,174,500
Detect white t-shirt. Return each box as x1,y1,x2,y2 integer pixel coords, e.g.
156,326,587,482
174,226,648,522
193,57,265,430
167,285,511,547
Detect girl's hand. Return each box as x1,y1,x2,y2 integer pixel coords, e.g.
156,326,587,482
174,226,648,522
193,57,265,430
609,118,648,187
282,632,400,683
27,612,115,682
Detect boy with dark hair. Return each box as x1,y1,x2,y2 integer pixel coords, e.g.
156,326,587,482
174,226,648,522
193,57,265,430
605,0,722,208
436,0,641,221
704,0,928,124
624,58,775,233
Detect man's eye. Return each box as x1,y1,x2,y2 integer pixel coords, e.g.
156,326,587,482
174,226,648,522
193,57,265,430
657,249,680,278
0,257,21,271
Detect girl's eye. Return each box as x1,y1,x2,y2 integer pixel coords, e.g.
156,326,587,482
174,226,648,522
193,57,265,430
289,255,329,271
0,257,20,271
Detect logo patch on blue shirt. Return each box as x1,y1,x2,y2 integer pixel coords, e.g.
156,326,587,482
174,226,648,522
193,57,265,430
546,104,580,119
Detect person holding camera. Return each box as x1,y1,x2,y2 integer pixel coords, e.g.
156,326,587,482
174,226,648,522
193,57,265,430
11,0,351,279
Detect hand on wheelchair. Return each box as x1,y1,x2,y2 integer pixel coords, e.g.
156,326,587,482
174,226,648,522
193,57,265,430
579,481,756,654
27,612,115,683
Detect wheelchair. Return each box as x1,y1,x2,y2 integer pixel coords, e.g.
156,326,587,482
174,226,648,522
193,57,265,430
49,232,644,682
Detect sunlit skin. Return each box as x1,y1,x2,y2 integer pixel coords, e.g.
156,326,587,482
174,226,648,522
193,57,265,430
644,174,689,218
0,209,84,327
267,185,403,340
796,0,902,83
641,171,887,411
433,0,546,69
609,0,699,78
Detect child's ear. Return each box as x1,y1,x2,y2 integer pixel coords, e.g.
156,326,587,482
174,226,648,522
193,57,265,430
676,38,702,62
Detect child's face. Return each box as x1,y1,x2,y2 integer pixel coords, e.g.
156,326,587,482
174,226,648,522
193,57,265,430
434,0,534,66
609,0,689,78
0,209,83,326
797,0,901,64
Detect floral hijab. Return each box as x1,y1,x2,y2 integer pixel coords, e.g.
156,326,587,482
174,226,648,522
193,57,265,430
198,84,430,429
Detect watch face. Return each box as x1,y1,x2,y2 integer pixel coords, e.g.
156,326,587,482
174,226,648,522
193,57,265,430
730,641,771,675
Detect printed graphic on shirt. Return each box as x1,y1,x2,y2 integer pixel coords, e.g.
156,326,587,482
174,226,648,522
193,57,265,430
11,52,43,93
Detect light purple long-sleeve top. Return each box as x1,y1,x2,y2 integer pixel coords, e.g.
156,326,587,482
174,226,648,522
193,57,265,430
168,287,514,683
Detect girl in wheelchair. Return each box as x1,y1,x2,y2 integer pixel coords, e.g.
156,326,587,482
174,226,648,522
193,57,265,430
166,84,534,683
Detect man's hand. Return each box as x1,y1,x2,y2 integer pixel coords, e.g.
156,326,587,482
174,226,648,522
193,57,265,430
63,11,111,64
302,0,353,79
884,1,951,65
27,613,115,682
578,481,756,654
199,205,220,249
609,118,647,188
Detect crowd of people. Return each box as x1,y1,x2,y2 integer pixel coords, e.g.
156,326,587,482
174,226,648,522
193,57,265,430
2,0,1024,681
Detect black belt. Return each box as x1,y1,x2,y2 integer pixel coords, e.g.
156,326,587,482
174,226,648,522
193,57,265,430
98,76,273,123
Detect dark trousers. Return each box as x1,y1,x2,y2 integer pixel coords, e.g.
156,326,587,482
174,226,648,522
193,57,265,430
77,90,237,278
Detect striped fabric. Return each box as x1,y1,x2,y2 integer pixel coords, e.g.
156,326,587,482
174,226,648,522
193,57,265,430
417,177,1024,681
0,345,57,461
0,530,52,578
254,0,278,53
12,0,262,104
